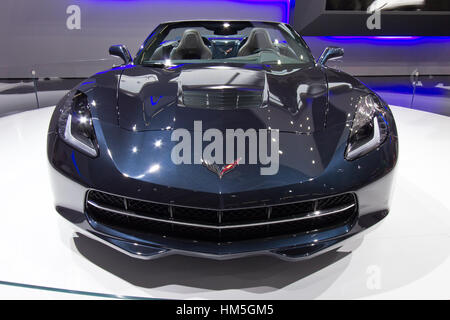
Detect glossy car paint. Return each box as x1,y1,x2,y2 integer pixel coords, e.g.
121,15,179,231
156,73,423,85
47,22,398,260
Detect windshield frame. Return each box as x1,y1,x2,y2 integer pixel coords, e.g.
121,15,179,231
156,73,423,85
134,20,315,68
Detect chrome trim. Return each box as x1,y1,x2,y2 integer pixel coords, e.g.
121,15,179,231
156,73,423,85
346,116,381,160
86,188,357,212
87,199,355,230
64,114,98,157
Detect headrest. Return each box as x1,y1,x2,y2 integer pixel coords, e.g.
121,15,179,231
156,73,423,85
238,28,275,56
170,29,212,60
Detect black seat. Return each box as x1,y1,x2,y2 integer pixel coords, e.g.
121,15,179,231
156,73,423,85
170,29,212,60
237,28,276,57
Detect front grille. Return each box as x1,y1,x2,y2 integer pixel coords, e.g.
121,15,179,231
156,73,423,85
85,190,357,242
182,89,262,109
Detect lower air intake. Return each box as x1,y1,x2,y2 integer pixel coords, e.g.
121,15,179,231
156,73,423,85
86,190,357,242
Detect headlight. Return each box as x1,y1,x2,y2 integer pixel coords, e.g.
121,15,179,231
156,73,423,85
345,94,388,160
58,91,98,157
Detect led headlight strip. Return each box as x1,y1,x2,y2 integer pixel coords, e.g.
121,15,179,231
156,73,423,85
58,91,98,157
345,94,388,160
63,113,98,157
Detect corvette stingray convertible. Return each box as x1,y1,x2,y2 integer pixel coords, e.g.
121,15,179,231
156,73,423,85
47,20,398,261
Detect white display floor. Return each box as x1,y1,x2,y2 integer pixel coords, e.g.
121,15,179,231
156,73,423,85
0,106,449,299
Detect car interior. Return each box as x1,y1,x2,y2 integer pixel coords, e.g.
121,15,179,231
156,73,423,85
149,28,299,62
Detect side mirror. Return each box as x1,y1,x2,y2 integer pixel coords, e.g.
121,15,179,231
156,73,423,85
109,45,133,64
317,47,344,66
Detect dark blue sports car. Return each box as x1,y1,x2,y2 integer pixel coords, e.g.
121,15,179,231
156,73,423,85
47,20,398,261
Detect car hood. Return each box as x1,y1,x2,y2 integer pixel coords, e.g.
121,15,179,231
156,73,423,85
85,64,368,195
116,63,328,134
95,121,350,195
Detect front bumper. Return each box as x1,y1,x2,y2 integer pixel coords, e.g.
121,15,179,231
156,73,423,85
49,163,395,261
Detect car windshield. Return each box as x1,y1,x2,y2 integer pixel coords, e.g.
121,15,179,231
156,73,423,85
135,21,314,66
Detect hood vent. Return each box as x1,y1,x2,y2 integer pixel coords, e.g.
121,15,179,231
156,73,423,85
182,89,263,110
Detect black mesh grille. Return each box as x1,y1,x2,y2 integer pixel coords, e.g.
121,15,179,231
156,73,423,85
222,207,267,224
89,190,125,209
86,191,357,242
127,199,169,219
183,89,262,109
172,206,218,223
89,205,172,234
317,193,354,211
271,201,314,219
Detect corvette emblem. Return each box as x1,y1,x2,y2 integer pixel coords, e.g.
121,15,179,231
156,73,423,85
202,158,241,179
